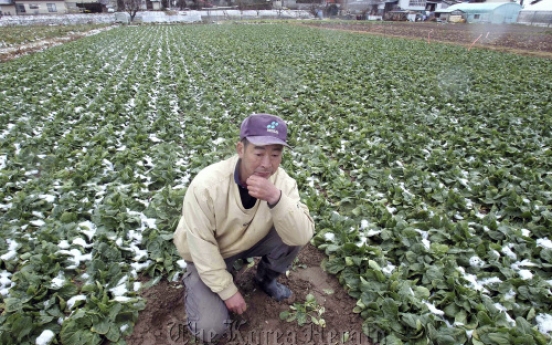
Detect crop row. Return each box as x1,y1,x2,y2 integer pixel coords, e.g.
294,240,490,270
0,23,110,47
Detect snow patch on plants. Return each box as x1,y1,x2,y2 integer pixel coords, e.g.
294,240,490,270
35,330,55,345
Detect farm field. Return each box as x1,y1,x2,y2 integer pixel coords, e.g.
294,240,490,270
0,23,552,345
0,23,111,47
302,21,552,57
0,23,113,62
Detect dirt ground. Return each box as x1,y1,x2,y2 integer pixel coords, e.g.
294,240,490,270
125,244,371,345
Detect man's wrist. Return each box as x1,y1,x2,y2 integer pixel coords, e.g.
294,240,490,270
268,190,282,208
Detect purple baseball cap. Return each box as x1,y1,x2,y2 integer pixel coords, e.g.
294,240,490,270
240,114,290,148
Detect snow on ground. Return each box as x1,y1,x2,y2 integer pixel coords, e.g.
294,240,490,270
424,301,445,316
35,330,55,345
66,295,87,310
0,270,14,296
0,239,18,261
537,238,552,249
537,314,552,334
51,271,66,289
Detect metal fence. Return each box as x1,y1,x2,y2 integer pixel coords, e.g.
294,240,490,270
517,11,552,27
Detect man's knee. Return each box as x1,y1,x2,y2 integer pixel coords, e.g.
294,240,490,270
182,264,231,343
187,317,230,343
184,290,230,343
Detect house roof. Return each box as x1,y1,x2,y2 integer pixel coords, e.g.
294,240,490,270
437,2,521,13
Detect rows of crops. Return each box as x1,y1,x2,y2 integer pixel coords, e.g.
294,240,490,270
0,24,110,48
1,23,552,344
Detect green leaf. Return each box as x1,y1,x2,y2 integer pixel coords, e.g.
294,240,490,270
106,325,121,342
60,326,102,345
402,313,422,331
353,306,363,313
434,334,457,345
368,260,382,271
324,258,346,274
4,298,23,312
7,314,33,341
487,332,510,345
477,311,493,326
91,320,110,335
382,298,399,319
297,312,307,326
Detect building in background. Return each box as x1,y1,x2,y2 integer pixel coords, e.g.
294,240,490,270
0,0,17,15
435,1,522,23
425,0,456,13
343,0,464,21
518,0,552,27
64,0,108,13
7,0,68,14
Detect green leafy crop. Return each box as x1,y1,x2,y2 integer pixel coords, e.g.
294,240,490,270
1,23,551,344
279,293,326,327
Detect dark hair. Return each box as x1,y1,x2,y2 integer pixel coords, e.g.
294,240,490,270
241,138,249,147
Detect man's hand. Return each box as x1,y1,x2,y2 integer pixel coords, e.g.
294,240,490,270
224,291,247,315
246,175,281,205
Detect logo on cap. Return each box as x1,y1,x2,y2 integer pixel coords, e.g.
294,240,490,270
266,121,279,134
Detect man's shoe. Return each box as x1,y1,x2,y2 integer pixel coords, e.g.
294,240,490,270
255,259,291,302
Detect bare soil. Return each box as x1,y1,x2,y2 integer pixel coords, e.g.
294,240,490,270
125,244,372,345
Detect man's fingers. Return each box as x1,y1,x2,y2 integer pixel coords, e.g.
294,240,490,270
247,175,270,187
246,176,275,199
225,292,247,315
232,305,246,315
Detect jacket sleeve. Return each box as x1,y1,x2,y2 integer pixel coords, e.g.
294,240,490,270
269,177,315,246
179,183,238,301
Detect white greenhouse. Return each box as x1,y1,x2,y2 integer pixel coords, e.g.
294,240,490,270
436,2,522,24
518,0,552,27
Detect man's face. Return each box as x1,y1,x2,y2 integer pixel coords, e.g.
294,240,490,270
237,141,283,184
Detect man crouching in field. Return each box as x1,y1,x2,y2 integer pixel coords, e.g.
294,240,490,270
173,113,315,343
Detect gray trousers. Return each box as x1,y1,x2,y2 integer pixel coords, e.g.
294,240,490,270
182,227,301,343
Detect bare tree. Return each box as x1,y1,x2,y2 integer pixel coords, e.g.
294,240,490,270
122,0,141,21
308,2,324,18
176,0,188,10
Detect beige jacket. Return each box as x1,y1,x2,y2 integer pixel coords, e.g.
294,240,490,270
174,155,314,300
